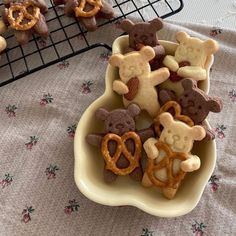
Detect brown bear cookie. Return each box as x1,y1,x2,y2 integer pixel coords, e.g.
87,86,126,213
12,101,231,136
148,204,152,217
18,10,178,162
118,18,165,70
53,0,114,32
1,0,49,45
86,104,154,183
159,78,223,140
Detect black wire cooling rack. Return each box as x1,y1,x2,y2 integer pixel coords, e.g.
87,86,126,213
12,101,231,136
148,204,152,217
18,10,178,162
0,0,183,87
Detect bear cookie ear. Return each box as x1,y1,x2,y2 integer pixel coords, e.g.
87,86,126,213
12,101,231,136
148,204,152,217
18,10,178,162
203,39,219,55
109,54,124,67
140,46,155,61
95,108,109,121
127,104,141,117
176,31,189,43
149,17,163,31
207,98,223,113
118,19,135,32
181,78,197,90
159,112,174,128
190,125,206,141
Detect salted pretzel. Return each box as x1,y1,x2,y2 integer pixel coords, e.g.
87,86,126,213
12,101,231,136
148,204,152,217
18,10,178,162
101,132,141,175
74,0,102,18
146,141,187,188
7,0,40,31
154,101,194,136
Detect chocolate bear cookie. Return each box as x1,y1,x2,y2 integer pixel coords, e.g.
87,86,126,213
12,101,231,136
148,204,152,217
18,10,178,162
118,18,165,70
1,0,49,45
53,0,114,32
159,78,223,140
86,104,154,183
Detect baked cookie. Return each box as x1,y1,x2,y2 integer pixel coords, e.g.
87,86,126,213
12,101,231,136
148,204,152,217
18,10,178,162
158,78,223,140
53,0,114,31
109,46,170,117
1,0,49,45
143,112,206,199
86,104,154,183
118,18,165,70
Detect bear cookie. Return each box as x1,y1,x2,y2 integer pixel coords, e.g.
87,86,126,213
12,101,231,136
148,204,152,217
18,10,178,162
159,78,223,140
109,46,170,117
142,112,206,199
53,0,114,32
163,31,219,82
86,104,155,183
1,0,49,45
118,18,165,70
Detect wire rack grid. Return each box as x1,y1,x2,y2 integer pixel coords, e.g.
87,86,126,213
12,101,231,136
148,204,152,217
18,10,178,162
0,0,183,87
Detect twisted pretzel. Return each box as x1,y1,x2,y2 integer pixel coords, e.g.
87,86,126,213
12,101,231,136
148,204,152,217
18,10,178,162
7,0,40,31
74,0,102,17
146,141,187,188
101,132,141,175
154,101,194,136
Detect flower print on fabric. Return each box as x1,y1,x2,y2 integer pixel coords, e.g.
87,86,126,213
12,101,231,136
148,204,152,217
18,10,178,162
191,221,206,236
25,136,39,150
99,51,111,62
210,27,223,37
57,60,70,69
229,89,236,102
64,199,80,215
45,165,59,179
215,124,226,139
67,124,77,138
0,173,13,189
38,38,47,47
40,93,53,106
5,105,17,117
209,175,220,192
81,81,93,94
21,206,35,223
141,228,155,236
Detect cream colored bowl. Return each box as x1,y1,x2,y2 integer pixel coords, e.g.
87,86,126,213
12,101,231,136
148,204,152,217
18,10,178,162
74,36,216,217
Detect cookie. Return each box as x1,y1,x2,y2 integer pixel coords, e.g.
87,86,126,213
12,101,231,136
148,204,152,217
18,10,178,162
143,112,206,199
53,0,114,32
159,78,223,140
86,104,154,183
118,18,165,70
2,0,49,45
163,31,219,81
109,46,170,117
0,36,7,59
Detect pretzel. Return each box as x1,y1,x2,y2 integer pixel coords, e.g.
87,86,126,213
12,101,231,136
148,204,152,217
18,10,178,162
154,101,194,136
7,0,40,31
146,141,187,188
74,0,102,18
101,132,141,176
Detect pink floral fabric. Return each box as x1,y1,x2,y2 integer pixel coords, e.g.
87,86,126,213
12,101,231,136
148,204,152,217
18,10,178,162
0,21,235,235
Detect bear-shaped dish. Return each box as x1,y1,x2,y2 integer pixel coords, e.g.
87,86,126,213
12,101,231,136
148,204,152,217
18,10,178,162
74,36,217,217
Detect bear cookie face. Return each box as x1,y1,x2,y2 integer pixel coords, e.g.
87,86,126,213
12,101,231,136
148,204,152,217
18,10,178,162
175,31,219,67
109,46,155,82
159,112,206,153
119,18,163,49
179,79,223,124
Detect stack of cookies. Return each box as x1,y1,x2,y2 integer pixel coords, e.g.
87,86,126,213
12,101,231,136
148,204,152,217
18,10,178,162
86,18,223,199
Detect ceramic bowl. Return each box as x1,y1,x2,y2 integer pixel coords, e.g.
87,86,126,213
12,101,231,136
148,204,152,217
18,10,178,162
74,36,216,217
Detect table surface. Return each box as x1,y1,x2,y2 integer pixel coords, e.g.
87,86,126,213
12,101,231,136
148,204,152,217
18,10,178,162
170,0,236,29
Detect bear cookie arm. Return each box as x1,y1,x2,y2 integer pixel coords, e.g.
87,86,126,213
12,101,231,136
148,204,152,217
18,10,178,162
112,80,129,95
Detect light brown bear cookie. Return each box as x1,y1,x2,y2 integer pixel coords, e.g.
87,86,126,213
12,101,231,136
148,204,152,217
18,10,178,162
1,0,49,45
109,46,170,118
142,112,206,199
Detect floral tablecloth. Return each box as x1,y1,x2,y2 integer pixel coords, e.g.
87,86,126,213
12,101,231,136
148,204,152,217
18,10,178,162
0,19,236,236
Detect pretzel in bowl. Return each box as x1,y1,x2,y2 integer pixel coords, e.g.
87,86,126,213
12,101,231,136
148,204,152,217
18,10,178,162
101,132,142,176
154,101,194,137
53,0,114,31
1,0,49,45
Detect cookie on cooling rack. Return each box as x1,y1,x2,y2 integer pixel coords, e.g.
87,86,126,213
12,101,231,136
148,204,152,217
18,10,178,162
1,0,49,45
53,0,114,32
